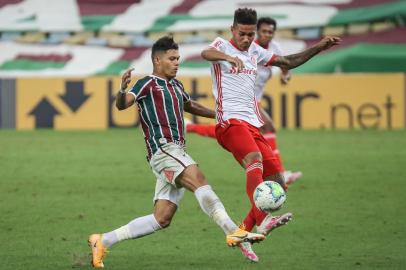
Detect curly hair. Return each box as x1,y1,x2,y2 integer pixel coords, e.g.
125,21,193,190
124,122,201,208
233,8,257,26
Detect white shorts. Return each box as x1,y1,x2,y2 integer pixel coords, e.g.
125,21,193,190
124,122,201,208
149,142,197,206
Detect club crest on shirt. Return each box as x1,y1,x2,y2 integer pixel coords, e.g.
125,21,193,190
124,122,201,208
163,170,175,182
250,56,257,66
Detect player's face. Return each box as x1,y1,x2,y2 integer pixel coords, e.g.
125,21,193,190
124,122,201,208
231,23,256,51
257,23,275,47
156,49,180,79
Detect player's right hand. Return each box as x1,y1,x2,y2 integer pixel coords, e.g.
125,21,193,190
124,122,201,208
226,56,244,72
121,68,134,91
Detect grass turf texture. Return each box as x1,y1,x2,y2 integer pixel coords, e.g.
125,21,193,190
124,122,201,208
0,130,405,270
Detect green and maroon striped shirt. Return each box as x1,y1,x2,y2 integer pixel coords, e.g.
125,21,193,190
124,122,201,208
129,75,190,159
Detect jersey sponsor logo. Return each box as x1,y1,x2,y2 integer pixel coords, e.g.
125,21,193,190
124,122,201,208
153,85,164,92
229,66,238,74
158,138,185,147
228,67,257,75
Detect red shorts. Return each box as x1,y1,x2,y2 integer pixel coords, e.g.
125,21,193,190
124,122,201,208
215,119,282,176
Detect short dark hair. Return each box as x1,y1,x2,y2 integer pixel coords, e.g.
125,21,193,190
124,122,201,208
233,8,257,26
257,17,277,30
151,36,178,59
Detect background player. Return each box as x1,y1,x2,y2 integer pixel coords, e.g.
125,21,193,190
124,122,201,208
201,8,340,261
88,36,265,268
254,16,302,185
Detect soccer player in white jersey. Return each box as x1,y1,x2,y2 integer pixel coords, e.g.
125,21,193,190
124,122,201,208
187,17,302,187
201,8,340,262
88,36,265,268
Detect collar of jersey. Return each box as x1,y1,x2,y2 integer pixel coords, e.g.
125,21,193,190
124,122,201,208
150,74,172,82
229,39,248,52
254,39,269,49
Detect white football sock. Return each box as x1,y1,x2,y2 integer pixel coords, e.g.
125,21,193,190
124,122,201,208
102,214,162,247
194,185,238,234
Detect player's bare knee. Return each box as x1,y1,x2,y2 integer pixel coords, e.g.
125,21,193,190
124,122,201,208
153,210,175,228
155,215,172,228
178,165,208,191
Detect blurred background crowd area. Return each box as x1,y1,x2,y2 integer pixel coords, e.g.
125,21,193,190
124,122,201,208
0,0,405,77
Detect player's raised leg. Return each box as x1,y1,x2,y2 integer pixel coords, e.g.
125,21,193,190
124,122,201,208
177,164,265,247
216,121,269,226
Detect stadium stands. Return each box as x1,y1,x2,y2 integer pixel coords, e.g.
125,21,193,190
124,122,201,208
0,0,404,76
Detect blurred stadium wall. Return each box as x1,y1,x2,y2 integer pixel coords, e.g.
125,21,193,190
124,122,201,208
0,0,405,130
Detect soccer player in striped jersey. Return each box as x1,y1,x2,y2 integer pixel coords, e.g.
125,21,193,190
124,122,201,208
201,8,340,261
88,36,265,268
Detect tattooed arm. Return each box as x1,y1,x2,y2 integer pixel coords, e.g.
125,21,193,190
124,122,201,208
272,36,341,70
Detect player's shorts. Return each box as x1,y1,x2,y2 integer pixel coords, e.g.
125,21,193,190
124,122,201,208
149,142,197,206
215,119,282,176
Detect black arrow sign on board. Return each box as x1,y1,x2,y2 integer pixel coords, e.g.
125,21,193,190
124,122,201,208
29,97,60,128
59,81,90,112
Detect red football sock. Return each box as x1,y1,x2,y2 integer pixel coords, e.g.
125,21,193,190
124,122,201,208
245,160,267,226
263,132,285,171
186,124,216,138
241,208,256,232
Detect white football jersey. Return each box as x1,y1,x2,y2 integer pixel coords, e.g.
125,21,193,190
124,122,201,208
208,37,275,128
254,40,283,100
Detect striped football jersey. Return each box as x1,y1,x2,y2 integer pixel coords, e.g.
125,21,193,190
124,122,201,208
128,75,190,158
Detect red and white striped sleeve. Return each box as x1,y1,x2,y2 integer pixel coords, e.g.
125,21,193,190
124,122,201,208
208,37,227,52
257,44,276,67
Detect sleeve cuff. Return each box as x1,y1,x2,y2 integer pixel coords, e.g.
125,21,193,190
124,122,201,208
128,91,137,100
265,54,277,67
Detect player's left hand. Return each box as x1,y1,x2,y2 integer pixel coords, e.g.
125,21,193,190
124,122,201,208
318,36,341,51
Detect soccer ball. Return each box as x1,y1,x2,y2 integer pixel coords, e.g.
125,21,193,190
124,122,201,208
253,181,286,212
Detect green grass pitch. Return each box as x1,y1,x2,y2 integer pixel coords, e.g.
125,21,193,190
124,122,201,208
1,129,405,270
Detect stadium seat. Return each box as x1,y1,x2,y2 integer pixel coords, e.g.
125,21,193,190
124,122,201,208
63,32,95,45
0,32,23,42
85,36,108,46
15,32,46,44
42,32,71,44
108,34,132,48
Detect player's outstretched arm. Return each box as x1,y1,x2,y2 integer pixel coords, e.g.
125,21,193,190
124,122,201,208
201,48,244,72
184,100,215,119
116,68,135,111
272,36,341,70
